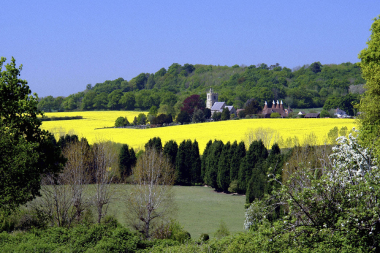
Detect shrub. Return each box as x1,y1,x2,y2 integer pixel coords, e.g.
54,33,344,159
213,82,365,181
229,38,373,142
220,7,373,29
192,109,205,123
199,233,209,242
320,109,330,118
221,107,230,120
238,110,246,118
115,116,129,127
214,220,230,239
212,112,222,121
270,112,281,118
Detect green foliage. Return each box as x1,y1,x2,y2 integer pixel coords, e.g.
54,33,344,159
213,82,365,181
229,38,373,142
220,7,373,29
199,233,209,242
320,109,330,117
359,16,380,159
221,107,230,120
204,141,224,188
270,112,281,118
136,113,147,125
0,57,66,212
163,140,178,167
115,116,130,127
212,112,222,121
238,109,246,118
192,108,205,123
145,137,162,152
213,220,230,240
40,61,365,114
244,98,262,115
176,111,190,124
119,144,136,179
217,142,231,192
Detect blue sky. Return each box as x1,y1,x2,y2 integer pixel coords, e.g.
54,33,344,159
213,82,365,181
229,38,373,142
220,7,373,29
1,1,379,97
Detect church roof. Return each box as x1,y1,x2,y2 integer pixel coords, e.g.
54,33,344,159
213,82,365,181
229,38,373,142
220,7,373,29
211,102,226,111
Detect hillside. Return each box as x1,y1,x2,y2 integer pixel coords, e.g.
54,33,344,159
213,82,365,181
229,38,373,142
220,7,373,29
38,62,364,114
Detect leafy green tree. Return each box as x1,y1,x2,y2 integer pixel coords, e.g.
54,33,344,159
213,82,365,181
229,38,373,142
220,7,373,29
93,92,108,109
115,117,129,127
81,90,97,110
119,92,135,110
136,113,147,125
0,57,66,211
221,107,230,120
176,111,190,124
310,62,322,73
203,108,211,119
244,98,262,115
192,108,205,123
148,105,158,117
212,112,222,121
107,89,123,110
320,109,330,118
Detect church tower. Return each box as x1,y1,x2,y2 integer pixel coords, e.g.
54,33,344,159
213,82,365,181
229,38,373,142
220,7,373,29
206,88,218,109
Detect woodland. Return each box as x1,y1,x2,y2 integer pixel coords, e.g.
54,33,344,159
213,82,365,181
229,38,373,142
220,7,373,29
38,61,363,117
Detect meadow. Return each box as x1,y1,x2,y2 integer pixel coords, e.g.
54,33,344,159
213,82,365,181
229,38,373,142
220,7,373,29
41,111,357,152
107,185,246,239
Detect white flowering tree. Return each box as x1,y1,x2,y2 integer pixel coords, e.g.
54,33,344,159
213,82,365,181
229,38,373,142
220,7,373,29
245,130,380,249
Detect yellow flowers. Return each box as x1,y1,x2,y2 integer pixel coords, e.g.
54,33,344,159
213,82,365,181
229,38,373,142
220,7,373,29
41,111,357,153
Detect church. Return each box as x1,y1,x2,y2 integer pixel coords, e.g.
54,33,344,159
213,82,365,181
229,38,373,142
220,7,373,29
206,88,236,116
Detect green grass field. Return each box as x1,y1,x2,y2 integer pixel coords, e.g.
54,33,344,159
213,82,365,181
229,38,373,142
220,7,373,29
106,185,246,239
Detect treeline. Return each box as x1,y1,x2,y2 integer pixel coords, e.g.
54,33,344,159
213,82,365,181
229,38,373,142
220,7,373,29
118,136,285,204
38,62,365,115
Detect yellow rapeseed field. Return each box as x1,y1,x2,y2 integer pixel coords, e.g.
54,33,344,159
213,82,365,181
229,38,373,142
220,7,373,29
41,111,357,153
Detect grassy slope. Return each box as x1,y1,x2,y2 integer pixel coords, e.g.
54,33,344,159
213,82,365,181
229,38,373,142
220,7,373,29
107,185,245,239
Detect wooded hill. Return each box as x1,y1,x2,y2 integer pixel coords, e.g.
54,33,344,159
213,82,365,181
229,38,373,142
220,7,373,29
38,62,365,115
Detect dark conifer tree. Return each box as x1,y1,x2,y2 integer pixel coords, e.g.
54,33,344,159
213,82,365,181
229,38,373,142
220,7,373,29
201,140,213,182
145,137,162,152
58,134,79,149
184,140,193,185
217,142,231,192
190,140,202,185
205,140,224,188
230,141,245,182
163,140,178,167
175,140,191,185
246,171,267,204
237,140,268,194
119,144,137,179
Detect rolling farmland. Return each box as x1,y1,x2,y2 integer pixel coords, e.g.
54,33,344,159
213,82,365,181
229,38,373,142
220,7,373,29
41,111,357,152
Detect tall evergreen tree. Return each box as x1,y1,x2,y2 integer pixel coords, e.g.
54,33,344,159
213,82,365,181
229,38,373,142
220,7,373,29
217,142,231,192
145,137,162,152
201,140,213,182
190,140,202,185
163,140,178,167
230,141,246,182
237,140,267,194
119,144,137,179
175,140,191,185
205,140,224,188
